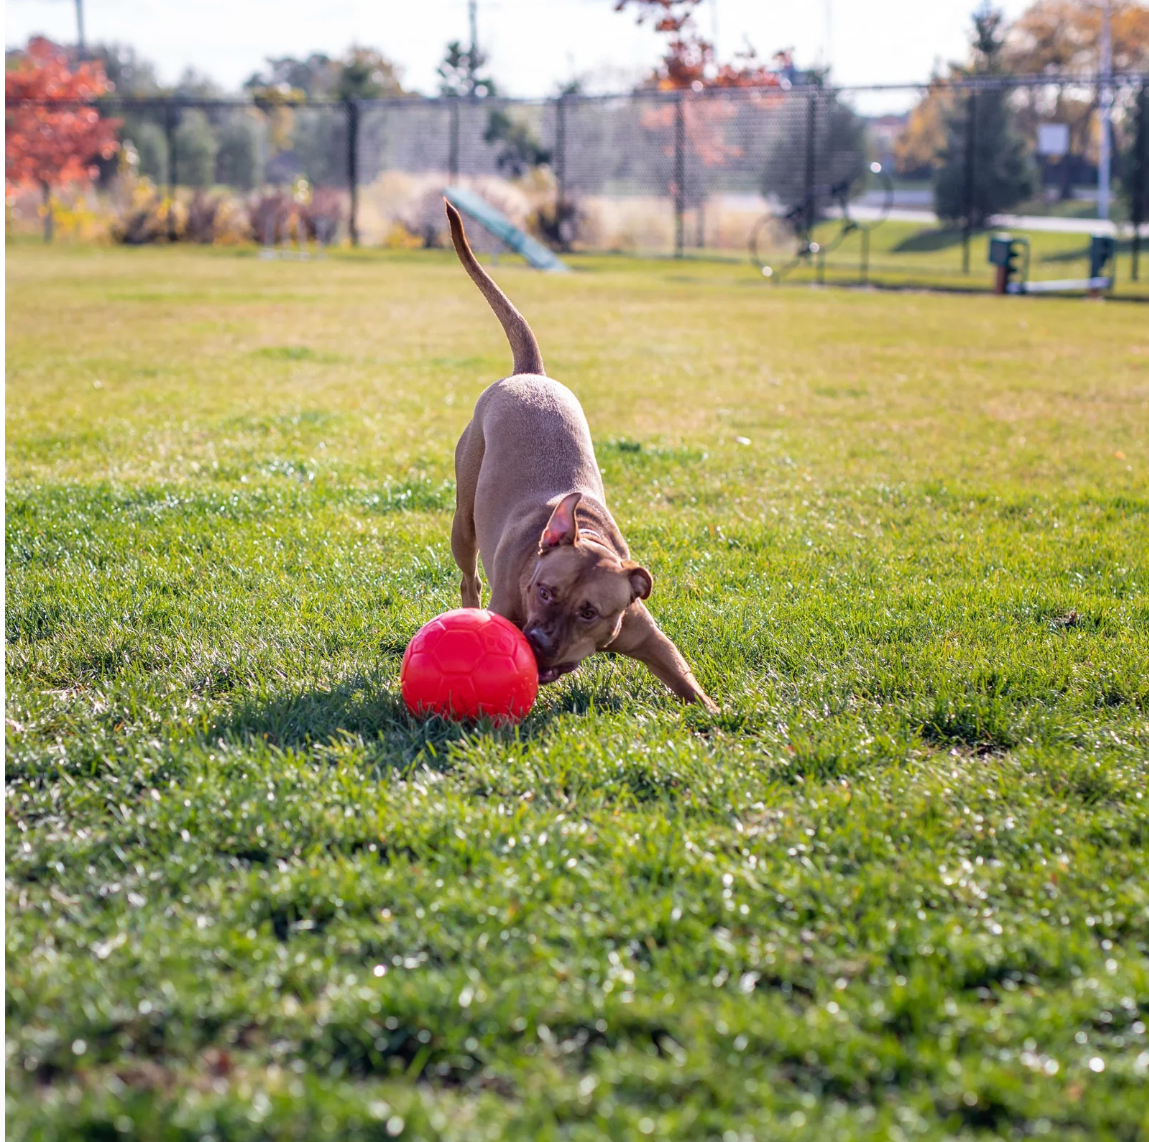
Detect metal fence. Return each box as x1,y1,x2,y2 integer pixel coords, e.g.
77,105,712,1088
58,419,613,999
9,73,1149,294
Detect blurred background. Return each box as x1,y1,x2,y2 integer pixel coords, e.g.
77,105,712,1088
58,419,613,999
6,0,1149,288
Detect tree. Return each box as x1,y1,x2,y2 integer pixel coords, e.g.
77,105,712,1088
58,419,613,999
216,113,263,189
129,121,168,182
438,41,498,98
89,42,161,96
762,90,868,221
174,109,218,188
5,37,120,241
934,7,1037,226
245,47,405,102
1004,0,1149,198
337,47,405,99
616,0,784,89
483,108,550,175
895,83,951,177
1004,0,1149,74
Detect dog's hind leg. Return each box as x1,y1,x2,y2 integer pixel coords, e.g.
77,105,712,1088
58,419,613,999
451,421,484,609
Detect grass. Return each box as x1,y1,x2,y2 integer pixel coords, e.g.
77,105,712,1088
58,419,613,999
5,244,1149,1142
754,220,1149,296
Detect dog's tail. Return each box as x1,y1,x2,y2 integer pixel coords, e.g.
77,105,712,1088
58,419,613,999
444,199,545,377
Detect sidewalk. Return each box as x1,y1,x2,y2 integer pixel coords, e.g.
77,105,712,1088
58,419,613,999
845,204,1149,235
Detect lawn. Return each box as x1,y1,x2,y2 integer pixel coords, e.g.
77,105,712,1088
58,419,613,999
754,219,1149,297
5,244,1149,1141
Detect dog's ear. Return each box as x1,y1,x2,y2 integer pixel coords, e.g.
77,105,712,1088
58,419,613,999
623,561,653,601
540,492,582,549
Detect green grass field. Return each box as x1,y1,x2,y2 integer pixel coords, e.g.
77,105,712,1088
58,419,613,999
752,219,1149,297
6,244,1149,1141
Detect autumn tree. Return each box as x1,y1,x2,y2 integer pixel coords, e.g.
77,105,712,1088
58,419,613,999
617,0,789,241
5,37,120,241
1004,0,1149,198
616,0,784,89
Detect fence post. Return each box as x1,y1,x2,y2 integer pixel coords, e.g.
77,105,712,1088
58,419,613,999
555,93,567,210
962,89,977,275
1132,84,1147,282
804,90,817,243
165,103,178,242
674,92,685,258
448,98,460,180
345,98,359,247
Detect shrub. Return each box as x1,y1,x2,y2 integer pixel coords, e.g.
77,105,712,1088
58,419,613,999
249,188,295,245
185,191,222,243
300,187,344,244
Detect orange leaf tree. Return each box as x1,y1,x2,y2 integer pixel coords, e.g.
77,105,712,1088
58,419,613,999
619,0,784,227
5,37,120,241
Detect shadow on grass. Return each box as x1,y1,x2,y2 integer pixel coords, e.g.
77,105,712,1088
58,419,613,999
208,665,639,773
1036,237,1142,265
890,227,967,254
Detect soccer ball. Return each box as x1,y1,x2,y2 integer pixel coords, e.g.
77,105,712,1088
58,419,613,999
400,609,538,723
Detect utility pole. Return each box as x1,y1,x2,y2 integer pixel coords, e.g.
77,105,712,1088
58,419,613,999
468,0,479,96
824,0,833,76
74,0,85,57
1098,0,1113,221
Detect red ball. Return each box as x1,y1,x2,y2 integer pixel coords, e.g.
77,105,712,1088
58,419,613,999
400,609,538,723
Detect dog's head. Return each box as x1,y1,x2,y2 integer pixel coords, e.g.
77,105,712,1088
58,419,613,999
522,493,652,684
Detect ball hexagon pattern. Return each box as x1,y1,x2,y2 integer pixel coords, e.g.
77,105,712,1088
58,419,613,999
401,609,538,723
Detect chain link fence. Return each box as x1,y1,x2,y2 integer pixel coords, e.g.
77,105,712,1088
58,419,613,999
8,75,1149,294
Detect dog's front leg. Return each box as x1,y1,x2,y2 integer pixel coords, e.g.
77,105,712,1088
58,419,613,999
608,603,718,712
451,422,484,609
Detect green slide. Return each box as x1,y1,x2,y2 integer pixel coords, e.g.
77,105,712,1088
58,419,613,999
444,186,570,273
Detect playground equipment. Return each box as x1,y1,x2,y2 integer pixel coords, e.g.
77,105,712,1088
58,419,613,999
443,186,570,272
750,162,895,284
989,233,1116,296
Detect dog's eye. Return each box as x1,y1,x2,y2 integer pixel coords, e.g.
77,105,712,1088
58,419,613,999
538,585,551,602
579,605,597,622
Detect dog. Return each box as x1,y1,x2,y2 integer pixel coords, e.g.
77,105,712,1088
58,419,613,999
444,201,717,711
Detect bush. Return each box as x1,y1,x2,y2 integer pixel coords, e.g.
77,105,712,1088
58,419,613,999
174,109,219,188
300,187,344,244
216,114,263,190
185,191,222,243
112,190,171,245
249,189,295,245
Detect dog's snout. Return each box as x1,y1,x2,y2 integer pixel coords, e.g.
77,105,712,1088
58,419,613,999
525,627,553,658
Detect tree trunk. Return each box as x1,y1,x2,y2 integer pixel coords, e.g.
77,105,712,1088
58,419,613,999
41,181,53,243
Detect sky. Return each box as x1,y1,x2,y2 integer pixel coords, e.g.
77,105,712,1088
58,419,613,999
7,0,1033,111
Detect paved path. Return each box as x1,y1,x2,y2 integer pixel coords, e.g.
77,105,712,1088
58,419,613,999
844,204,1149,235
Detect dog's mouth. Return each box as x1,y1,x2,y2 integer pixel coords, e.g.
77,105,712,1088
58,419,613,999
537,662,579,685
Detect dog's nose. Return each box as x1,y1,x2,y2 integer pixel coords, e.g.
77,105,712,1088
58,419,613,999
525,627,553,659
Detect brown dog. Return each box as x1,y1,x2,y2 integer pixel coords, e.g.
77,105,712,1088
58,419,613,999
444,201,716,710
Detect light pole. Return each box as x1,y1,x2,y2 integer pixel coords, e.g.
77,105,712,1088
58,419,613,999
74,0,85,56
1098,0,1113,221
468,0,478,96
